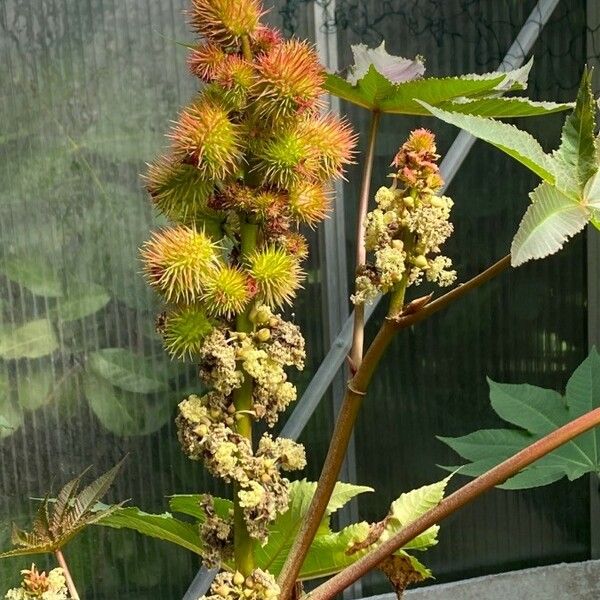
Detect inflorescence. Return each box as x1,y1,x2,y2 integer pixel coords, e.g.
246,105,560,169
4,565,68,600
352,128,456,306
140,0,356,595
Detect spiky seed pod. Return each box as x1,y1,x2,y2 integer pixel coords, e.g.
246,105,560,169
169,98,243,180
252,124,314,189
247,246,304,308
162,305,215,359
188,0,264,48
214,55,256,112
299,113,357,182
141,226,219,302
276,232,309,260
187,42,227,81
220,184,286,221
250,25,283,55
145,155,220,224
253,39,325,121
203,264,253,317
287,182,332,226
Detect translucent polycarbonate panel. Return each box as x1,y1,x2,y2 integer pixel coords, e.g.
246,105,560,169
0,1,330,597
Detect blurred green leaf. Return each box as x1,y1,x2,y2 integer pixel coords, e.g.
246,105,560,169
83,373,172,436
87,348,168,394
0,370,23,439
1,256,63,298
56,284,111,322
0,320,59,360
15,365,54,411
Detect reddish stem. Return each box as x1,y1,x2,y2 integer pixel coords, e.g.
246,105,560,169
309,406,600,599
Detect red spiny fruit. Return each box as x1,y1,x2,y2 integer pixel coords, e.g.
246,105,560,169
188,0,264,48
299,113,357,182
187,42,227,81
253,39,325,121
169,97,243,180
250,25,283,55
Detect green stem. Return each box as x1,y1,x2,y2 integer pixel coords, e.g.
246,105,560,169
241,35,253,62
233,221,259,576
350,110,381,369
308,405,600,599
55,549,80,600
277,254,511,599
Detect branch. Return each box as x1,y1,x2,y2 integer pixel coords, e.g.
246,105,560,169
350,110,381,369
308,406,600,599
277,254,511,598
55,549,80,600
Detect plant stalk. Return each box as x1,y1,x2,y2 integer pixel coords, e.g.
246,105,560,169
55,549,80,600
277,254,511,599
233,221,259,576
308,405,600,599
350,110,381,369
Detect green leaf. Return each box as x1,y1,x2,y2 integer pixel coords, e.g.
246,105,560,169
83,373,172,436
96,506,203,555
510,182,588,266
168,495,232,521
56,284,110,322
439,349,600,489
418,101,558,183
0,320,59,360
553,69,597,194
15,366,54,411
436,97,573,118
252,480,372,579
87,348,168,394
381,478,448,551
300,479,447,581
326,69,507,114
0,256,63,298
0,370,23,439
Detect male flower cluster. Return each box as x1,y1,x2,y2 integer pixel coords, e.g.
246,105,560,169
4,565,68,600
352,129,456,306
202,569,280,600
177,394,305,543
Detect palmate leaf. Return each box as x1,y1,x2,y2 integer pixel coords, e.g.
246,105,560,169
510,182,589,266
0,461,125,559
418,100,558,183
439,349,600,489
97,506,204,555
326,49,568,118
94,479,446,585
421,70,600,266
553,68,597,192
253,480,373,578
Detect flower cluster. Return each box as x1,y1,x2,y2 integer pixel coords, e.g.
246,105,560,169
141,0,355,584
177,393,306,543
4,565,68,600
202,568,279,600
352,129,456,306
